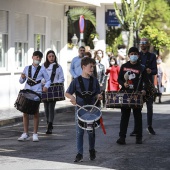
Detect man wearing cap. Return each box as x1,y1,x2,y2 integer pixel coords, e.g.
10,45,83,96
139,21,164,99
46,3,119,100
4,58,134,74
130,38,157,136
117,47,147,145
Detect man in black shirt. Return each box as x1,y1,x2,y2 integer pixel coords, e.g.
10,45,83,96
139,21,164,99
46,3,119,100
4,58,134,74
130,38,157,136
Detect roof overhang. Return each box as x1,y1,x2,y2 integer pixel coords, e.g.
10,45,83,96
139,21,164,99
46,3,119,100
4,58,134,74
36,0,121,7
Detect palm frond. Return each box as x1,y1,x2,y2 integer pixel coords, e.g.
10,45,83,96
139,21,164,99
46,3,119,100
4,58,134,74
68,7,96,27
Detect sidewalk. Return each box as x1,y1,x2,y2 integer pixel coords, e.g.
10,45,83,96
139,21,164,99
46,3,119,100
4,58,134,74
0,99,74,127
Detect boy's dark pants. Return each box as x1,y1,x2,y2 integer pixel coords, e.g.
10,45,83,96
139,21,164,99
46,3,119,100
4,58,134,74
119,107,142,139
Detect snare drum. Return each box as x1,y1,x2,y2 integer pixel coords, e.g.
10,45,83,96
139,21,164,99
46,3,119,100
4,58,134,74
42,83,65,102
77,105,102,131
106,91,143,108
14,89,41,115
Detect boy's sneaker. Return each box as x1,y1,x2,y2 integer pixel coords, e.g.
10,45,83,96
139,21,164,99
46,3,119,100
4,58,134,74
33,133,39,142
89,149,96,161
74,153,83,162
18,133,30,141
116,138,126,145
147,126,156,135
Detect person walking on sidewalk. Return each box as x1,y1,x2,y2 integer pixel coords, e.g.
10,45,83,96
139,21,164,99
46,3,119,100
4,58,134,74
130,38,157,136
65,57,102,162
116,47,147,145
18,51,51,142
42,50,64,134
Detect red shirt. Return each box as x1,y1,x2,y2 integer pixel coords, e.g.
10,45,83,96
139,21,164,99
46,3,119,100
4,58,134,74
106,65,120,91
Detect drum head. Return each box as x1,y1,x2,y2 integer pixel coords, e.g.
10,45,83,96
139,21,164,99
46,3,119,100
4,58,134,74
77,105,102,123
20,89,41,101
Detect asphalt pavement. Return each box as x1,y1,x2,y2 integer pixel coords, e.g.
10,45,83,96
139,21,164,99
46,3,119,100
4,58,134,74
0,96,170,170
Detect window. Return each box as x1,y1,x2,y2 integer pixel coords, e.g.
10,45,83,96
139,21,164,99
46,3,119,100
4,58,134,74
15,42,28,69
0,10,8,70
34,34,45,52
0,34,8,69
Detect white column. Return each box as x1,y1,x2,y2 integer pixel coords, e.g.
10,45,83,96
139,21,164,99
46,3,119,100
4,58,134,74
8,11,16,107
96,4,106,52
45,17,51,59
28,14,34,65
60,8,68,90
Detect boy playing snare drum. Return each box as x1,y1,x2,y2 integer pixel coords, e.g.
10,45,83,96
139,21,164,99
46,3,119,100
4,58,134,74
17,51,51,142
65,57,102,162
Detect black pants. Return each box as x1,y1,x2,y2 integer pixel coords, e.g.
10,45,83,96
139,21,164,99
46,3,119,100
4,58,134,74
44,101,56,123
133,97,153,131
119,107,142,139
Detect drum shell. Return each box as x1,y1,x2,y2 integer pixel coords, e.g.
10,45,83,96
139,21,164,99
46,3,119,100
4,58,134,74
42,83,65,102
77,105,102,131
106,91,143,108
14,89,41,115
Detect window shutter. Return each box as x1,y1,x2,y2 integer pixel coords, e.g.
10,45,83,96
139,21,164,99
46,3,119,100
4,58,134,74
34,16,45,34
15,13,28,42
0,10,8,34
51,19,61,40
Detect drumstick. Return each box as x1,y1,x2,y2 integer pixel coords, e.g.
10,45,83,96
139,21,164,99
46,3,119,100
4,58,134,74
24,74,37,84
76,104,88,111
90,91,103,112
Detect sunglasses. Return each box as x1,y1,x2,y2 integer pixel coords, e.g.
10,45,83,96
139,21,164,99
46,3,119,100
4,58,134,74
139,41,147,45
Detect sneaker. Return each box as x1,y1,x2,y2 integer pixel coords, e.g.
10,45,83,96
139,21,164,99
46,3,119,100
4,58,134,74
116,138,126,145
33,133,39,142
74,153,83,162
130,131,137,136
147,126,156,135
89,149,96,161
136,138,143,144
18,133,30,141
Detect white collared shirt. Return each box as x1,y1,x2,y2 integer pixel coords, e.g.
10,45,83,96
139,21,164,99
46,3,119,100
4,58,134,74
42,63,65,83
19,64,51,94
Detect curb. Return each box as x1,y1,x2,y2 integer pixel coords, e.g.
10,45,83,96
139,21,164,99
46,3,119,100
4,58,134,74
0,105,75,127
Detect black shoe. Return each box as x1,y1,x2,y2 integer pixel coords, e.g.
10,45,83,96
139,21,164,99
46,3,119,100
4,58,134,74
46,122,53,134
74,153,83,162
116,138,126,145
89,149,96,161
136,138,142,144
147,126,156,135
130,131,137,136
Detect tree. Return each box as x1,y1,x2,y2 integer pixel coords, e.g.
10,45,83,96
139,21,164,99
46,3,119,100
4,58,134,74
113,0,145,51
106,27,123,56
139,25,170,54
67,7,96,48
141,0,170,32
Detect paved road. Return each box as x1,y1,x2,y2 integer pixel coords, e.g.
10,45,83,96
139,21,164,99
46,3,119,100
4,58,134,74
0,96,170,170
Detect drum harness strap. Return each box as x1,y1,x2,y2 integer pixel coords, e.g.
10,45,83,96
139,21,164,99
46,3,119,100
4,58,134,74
27,65,41,86
76,76,96,105
50,64,59,84
76,76,97,133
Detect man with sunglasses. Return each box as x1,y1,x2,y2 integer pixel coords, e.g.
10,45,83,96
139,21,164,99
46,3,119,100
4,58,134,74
70,46,85,79
130,38,157,136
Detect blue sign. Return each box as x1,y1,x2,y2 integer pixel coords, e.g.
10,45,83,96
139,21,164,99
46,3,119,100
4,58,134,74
105,9,120,26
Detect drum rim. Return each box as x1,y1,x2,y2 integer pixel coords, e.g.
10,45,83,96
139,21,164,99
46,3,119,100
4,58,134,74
77,105,102,123
20,89,41,101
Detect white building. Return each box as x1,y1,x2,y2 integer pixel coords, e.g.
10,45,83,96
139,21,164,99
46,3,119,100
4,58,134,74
0,0,122,109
